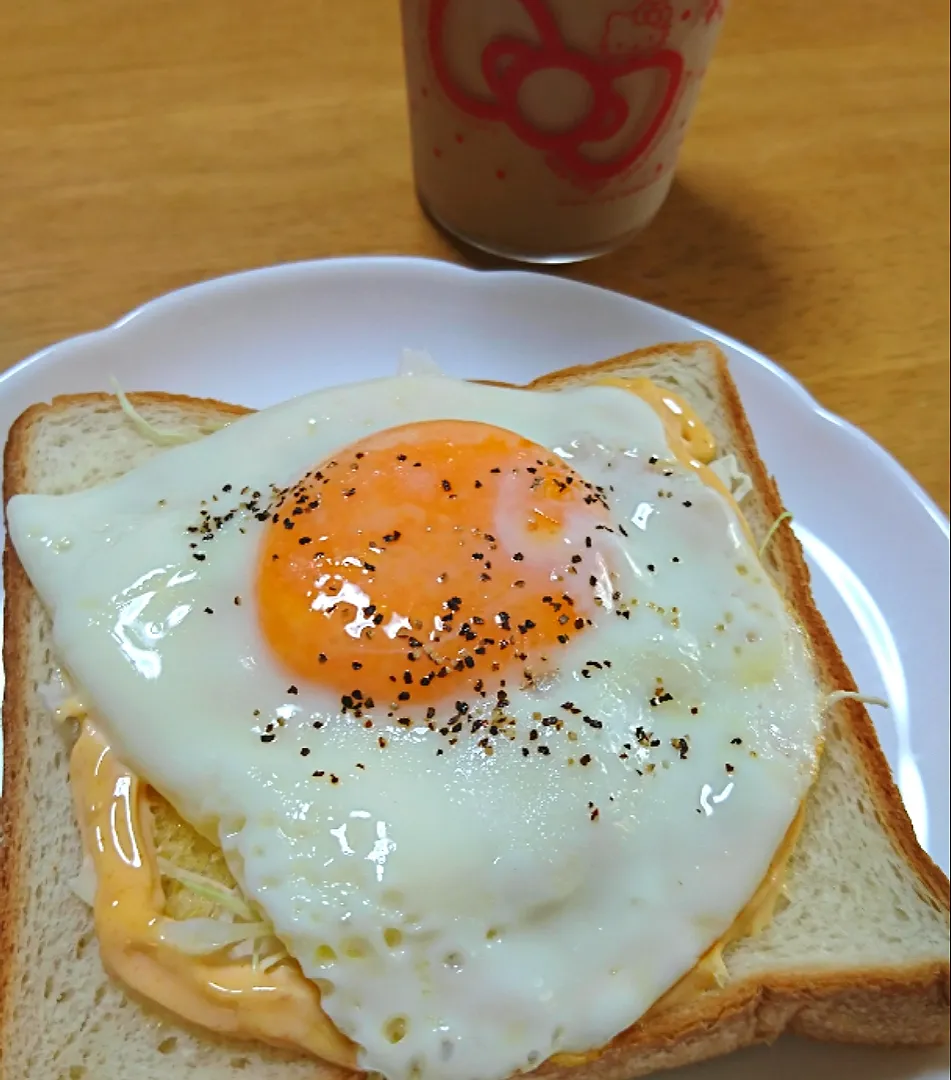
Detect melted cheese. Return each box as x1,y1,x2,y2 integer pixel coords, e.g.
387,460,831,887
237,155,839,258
63,383,796,1069
71,724,356,1067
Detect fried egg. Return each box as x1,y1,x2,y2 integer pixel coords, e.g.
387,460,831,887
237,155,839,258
8,371,823,1080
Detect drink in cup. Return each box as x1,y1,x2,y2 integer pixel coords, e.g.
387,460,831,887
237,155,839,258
400,0,728,262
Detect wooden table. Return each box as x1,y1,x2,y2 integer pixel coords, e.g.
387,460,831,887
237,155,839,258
1,1,948,512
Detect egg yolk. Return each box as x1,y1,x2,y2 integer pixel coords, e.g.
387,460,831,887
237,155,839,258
256,420,612,710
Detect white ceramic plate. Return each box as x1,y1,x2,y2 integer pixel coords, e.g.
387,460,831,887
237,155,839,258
1,257,947,1079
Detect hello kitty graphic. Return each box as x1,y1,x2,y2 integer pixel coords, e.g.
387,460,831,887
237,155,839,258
427,0,689,190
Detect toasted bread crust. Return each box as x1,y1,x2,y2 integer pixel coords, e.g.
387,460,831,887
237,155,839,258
2,359,948,1079
0,460,31,1060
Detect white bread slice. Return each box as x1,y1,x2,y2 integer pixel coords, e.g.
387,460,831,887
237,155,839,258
1,342,948,1080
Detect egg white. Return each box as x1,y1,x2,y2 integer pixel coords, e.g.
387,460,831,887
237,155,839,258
9,374,823,1080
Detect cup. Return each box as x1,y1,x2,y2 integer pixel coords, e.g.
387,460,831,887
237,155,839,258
399,0,728,263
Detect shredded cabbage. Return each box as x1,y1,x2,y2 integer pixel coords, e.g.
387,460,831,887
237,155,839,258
157,857,255,920
826,690,890,710
758,511,794,559
233,935,288,972
157,857,290,968
39,668,86,722
71,797,289,967
259,952,287,972
69,854,97,907
111,379,231,446
709,453,753,502
157,916,274,956
70,853,287,964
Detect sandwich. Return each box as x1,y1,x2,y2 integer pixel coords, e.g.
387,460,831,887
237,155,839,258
1,341,948,1080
